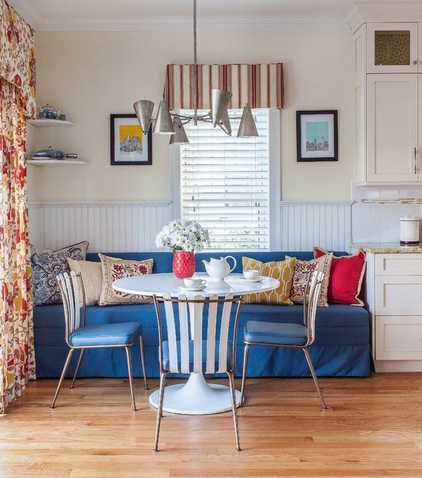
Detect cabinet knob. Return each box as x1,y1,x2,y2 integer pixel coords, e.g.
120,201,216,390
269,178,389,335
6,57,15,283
413,60,419,65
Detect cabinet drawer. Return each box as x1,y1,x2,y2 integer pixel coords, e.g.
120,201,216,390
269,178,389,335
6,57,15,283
375,253,422,276
375,275,422,314
375,316,422,360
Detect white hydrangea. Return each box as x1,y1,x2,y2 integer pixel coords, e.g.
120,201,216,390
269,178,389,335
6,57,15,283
155,219,210,252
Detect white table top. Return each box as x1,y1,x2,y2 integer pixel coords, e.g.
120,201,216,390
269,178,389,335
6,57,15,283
113,272,279,298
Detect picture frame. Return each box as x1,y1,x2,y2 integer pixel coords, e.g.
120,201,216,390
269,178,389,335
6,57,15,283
110,113,152,165
296,110,338,162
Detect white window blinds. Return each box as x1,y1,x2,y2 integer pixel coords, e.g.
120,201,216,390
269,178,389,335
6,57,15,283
180,109,270,250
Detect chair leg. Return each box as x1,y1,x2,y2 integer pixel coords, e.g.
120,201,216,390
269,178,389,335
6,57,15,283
228,371,241,451
50,349,75,408
240,343,250,406
70,348,85,389
302,347,327,410
124,346,137,412
139,335,149,390
154,372,167,452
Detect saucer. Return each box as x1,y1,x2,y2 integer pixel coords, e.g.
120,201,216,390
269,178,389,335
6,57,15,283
240,276,264,283
180,285,207,292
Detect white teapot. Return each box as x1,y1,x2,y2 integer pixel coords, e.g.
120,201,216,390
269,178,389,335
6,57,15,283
202,256,237,281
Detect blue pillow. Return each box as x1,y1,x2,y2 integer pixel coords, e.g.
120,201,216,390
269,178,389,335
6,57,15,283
31,241,89,306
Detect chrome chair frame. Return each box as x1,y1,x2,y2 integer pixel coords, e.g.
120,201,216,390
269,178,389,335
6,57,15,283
152,293,243,452
51,271,148,411
240,270,327,410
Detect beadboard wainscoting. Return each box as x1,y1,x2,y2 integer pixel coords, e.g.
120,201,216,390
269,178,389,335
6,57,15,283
29,201,353,253
280,201,353,252
28,201,173,252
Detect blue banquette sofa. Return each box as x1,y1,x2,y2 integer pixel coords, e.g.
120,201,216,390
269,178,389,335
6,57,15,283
32,251,372,379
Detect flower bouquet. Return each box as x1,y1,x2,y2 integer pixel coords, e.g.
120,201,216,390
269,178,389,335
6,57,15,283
155,219,210,278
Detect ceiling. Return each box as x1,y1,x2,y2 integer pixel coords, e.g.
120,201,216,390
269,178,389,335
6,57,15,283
8,0,418,31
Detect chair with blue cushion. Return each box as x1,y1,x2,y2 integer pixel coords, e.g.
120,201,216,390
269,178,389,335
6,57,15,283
240,270,327,410
50,271,148,411
152,293,243,452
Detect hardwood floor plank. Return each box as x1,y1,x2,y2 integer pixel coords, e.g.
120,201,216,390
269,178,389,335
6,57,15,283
1,374,422,477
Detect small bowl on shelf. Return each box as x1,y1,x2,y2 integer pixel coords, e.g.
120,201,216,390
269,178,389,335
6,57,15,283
65,153,79,159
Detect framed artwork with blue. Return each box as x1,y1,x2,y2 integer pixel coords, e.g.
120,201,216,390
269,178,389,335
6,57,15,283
296,110,338,162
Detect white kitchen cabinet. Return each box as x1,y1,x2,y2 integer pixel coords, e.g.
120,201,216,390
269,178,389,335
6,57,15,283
366,23,419,73
354,22,422,184
364,251,422,370
366,74,419,182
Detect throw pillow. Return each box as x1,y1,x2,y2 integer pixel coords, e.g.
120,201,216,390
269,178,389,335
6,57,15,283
31,241,89,306
98,253,154,306
66,258,103,306
314,247,366,306
288,254,332,307
241,256,296,305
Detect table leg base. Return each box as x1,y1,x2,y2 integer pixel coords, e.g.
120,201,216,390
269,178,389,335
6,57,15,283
149,374,241,415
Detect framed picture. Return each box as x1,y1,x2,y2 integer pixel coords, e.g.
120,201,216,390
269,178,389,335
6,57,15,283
110,114,152,165
296,110,338,162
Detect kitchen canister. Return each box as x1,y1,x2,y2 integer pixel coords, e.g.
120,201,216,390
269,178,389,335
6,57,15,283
399,216,420,245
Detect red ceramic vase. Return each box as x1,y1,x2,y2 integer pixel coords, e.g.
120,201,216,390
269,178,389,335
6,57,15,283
172,250,195,278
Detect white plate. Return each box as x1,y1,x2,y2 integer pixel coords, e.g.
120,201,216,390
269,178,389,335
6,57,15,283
179,285,207,291
240,276,264,283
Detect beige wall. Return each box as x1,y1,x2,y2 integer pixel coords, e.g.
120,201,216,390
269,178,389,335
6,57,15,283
28,28,354,202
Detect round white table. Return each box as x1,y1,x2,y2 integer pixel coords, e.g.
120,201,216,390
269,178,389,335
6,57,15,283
113,272,279,415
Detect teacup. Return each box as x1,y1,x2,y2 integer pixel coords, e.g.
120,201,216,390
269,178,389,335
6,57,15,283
243,269,260,280
183,277,207,289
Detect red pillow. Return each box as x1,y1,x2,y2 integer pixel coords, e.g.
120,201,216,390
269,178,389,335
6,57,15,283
314,247,366,306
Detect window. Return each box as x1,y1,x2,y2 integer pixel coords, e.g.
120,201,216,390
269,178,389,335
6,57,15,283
170,109,280,250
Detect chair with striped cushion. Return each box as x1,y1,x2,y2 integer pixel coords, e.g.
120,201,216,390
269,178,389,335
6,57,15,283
51,271,148,411
152,293,243,452
240,270,327,410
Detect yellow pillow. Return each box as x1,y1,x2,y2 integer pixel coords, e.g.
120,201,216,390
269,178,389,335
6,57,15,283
242,256,296,305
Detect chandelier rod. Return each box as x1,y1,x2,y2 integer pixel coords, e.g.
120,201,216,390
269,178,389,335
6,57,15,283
193,0,198,125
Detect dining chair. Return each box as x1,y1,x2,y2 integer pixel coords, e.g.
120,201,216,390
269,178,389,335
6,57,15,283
152,292,243,452
50,271,148,411
240,269,327,410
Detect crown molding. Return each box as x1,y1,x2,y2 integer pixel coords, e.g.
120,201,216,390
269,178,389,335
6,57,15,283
7,0,41,30
348,2,422,32
5,1,350,32
33,16,350,32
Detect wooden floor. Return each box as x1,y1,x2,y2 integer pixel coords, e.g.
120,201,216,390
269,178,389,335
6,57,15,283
1,373,422,477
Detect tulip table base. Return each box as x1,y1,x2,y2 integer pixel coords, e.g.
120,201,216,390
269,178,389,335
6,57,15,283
149,373,242,415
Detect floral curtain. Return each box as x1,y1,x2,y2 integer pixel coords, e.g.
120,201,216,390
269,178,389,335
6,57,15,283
0,0,36,414
164,63,284,110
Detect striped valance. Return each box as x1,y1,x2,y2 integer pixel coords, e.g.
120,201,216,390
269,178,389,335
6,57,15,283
164,63,284,110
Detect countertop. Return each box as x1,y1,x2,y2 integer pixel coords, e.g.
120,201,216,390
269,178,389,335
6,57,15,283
351,242,422,253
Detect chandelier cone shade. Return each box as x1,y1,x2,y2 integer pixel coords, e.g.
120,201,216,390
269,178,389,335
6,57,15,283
237,103,259,138
133,100,155,135
153,99,175,135
169,117,189,145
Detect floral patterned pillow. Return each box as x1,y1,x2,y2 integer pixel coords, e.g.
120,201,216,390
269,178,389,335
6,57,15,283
31,241,89,306
287,254,332,307
98,253,154,306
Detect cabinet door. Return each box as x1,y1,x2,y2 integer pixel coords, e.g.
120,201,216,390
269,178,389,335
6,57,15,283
367,23,418,73
375,275,422,315
367,74,418,182
375,315,422,360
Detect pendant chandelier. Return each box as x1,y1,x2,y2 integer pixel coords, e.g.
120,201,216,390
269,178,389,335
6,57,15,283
133,0,258,144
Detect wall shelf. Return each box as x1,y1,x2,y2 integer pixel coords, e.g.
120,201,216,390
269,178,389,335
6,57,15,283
27,159,87,166
28,119,74,127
